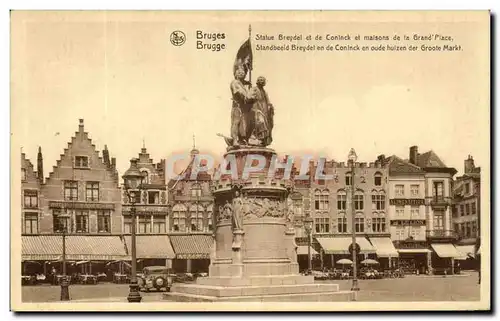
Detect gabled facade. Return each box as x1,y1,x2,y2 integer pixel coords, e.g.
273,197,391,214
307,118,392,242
121,145,169,234
21,150,42,234
40,119,122,234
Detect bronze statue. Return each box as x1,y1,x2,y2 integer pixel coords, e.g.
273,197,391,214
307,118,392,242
229,68,253,147
249,76,274,146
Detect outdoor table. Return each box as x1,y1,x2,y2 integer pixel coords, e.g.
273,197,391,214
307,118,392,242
80,274,98,284
113,274,127,284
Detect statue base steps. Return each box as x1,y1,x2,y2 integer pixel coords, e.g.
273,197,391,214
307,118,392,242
164,275,355,302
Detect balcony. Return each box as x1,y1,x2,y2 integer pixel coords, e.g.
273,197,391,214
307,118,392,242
426,229,460,240
430,196,449,209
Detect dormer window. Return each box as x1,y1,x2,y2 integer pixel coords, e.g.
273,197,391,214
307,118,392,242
74,156,89,168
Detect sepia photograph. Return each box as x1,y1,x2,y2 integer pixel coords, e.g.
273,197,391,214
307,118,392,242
10,10,490,311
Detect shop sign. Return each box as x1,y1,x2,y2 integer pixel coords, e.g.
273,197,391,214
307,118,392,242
390,219,426,226
49,201,115,210
390,199,425,206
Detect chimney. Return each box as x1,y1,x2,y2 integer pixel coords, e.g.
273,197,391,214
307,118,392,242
78,119,84,133
409,146,418,165
377,154,386,164
102,145,110,166
37,146,44,183
111,157,116,169
464,155,475,174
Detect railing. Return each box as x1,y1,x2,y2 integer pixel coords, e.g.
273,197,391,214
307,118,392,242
430,196,449,206
426,229,460,239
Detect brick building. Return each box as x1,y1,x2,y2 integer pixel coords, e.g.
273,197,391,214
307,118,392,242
21,119,128,276
121,145,174,268
21,148,43,235
452,155,481,267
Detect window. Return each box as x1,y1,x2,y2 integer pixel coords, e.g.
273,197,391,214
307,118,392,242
64,181,78,201
461,223,466,237
454,223,460,234
191,184,202,197
141,171,150,184
138,216,151,234
153,216,166,233
293,199,303,216
452,205,458,218
372,217,386,232
471,202,476,215
207,205,214,231
23,190,38,208
148,191,160,204
460,204,465,217
24,213,38,234
410,206,419,218
465,183,470,194
74,156,89,168
21,168,27,181
371,194,385,210
124,221,132,234
410,228,420,239
172,204,187,232
396,206,405,217
337,217,347,233
465,222,471,237
355,217,365,233
472,220,478,237
53,210,70,233
86,182,99,202
337,191,347,211
395,185,404,197
433,181,444,200
354,194,364,210
97,210,111,233
395,227,405,240
410,185,419,197
190,205,204,231
75,210,89,233
374,173,382,186
314,218,330,233
465,203,470,216
345,173,352,186
314,190,329,211
433,212,444,230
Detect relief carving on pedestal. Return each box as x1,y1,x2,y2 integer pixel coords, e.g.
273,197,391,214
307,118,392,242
217,200,233,223
242,197,284,219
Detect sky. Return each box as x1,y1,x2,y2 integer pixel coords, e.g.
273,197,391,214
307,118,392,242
11,11,490,178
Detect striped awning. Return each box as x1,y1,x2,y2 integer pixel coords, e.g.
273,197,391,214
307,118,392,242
431,243,463,258
22,235,129,261
369,237,399,257
169,234,213,259
316,237,375,255
123,235,175,259
297,246,318,256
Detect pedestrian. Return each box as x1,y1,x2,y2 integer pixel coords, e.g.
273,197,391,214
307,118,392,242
51,266,57,285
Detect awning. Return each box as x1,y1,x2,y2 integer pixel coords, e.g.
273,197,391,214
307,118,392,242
369,237,399,257
397,249,431,254
297,246,318,255
431,243,463,258
477,246,481,255
124,235,175,259
169,235,213,259
22,235,129,261
455,245,476,260
316,237,375,255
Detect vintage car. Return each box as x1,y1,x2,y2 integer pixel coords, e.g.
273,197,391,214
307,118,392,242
137,266,174,292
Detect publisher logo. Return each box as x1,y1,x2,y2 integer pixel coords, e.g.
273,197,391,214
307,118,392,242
170,30,186,46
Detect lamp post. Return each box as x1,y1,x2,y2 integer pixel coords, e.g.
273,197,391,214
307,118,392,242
348,148,360,291
304,215,314,273
59,213,70,301
122,158,145,303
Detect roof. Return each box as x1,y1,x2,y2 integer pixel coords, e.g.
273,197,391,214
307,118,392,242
386,155,425,175
169,234,213,259
22,235,129,261
417,151,447,168
123,235,175,259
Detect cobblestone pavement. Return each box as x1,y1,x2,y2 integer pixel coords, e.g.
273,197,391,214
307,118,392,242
21,272,480,303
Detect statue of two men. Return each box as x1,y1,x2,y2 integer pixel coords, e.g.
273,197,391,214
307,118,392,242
228,68,274,148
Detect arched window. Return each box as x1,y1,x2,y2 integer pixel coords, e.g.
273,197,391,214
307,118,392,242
345,172,352,186
314,189,329,211
371,190,385,211
140,169,150,185
374,172,383,186
337,190,347,211
190,204,204,232
337,215,347,233
172,204,187,232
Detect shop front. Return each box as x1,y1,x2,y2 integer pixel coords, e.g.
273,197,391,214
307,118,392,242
316,236,376,270
430,243,464,275
394,240,431,275
123,235,176,271
169,234,213,274
369,237,399,270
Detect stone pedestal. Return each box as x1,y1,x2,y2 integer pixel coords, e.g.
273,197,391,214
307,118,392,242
165,148,354,302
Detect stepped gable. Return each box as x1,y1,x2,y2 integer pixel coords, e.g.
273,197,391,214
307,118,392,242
44,119,119,186
134,145,166,185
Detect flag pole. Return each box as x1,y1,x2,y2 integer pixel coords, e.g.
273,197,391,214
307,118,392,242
248,24,252,85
